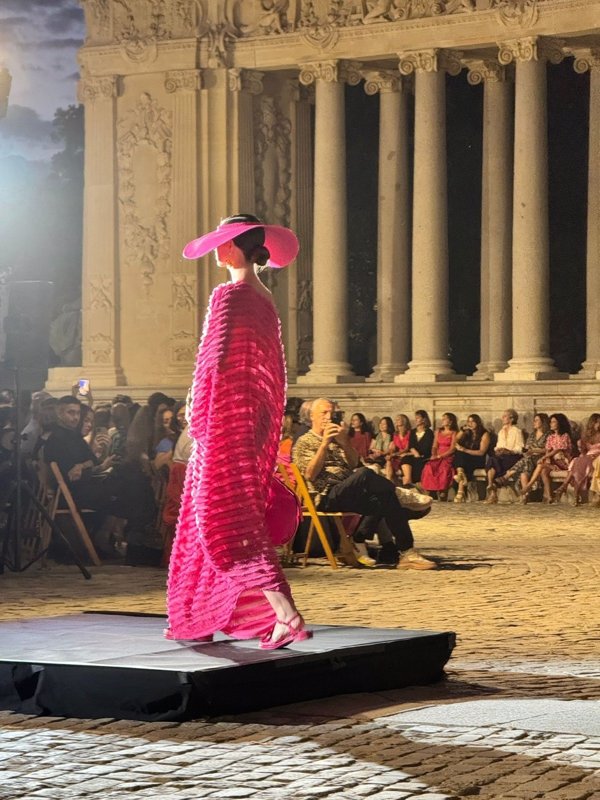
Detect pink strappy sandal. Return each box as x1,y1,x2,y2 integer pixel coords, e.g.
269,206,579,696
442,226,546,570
260,614,312,651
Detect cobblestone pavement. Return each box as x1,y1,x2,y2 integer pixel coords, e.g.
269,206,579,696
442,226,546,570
0,504,599,799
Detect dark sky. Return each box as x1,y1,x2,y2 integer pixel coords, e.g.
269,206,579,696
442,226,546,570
0,0,83,162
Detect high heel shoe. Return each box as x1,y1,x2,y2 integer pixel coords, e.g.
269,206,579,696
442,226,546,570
260,613,312,651
520,489,531,505
453,484,465,503
484,486,498,504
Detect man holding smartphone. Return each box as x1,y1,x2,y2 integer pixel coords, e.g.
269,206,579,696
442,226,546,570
292,398,436,570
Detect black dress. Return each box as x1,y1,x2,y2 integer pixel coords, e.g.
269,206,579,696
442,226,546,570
453,429,487,480
403,428,434,482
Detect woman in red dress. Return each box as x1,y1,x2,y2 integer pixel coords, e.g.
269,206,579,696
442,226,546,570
166,214,309,649
420,413,459,500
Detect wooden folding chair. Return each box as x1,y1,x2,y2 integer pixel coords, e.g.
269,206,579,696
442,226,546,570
279,462,361,569
49,462,101,566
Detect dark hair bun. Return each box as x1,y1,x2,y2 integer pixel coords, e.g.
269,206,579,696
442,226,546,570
250,245,270,267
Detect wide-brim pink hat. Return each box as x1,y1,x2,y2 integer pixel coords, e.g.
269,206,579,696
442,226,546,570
183,221,299,269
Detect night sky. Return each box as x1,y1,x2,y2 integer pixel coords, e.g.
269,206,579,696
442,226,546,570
0,0,83,163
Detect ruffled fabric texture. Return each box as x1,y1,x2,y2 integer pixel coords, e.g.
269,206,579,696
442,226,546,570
166,282,291,640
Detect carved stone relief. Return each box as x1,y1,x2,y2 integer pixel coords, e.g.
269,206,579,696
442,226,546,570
117,92,172,295
254,95,292,231
87,332,114,364
77,76,118,104
172,274,196,311
89,276,114,310
171,330,197,362
492,0,539,28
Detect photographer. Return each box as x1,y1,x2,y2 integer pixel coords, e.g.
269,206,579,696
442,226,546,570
292,398,436,570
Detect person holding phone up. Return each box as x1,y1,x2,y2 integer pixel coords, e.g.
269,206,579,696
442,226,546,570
292,398,437,570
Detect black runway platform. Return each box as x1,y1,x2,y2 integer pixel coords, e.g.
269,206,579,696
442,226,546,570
0,612,455,721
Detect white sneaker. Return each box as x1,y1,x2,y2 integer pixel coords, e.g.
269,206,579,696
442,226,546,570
355,542,376,568
397,548,437,570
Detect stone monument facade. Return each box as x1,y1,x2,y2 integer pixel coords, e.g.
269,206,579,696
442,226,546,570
46,0,600,422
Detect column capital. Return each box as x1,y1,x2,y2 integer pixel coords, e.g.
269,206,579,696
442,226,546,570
227,68,264,95
397,49,463,77
298,60,363,86
465,59,509,86
77,75,119,103
497,37,565,66
572,48,600,74
363,69,400,95
164,69,202,93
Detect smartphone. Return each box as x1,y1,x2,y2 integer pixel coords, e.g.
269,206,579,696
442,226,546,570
78,379,90,396
331,410,343,425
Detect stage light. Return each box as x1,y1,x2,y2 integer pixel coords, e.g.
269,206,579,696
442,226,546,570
0,67,11,119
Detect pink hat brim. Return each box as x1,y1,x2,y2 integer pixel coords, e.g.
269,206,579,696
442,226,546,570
183,222,299,269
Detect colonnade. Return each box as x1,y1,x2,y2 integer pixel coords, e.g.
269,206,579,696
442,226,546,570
298,38,600,384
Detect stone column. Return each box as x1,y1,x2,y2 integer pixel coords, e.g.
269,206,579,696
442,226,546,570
287,78,314,381
466,61,513,380
495,37,565,381
77,76,125,387
297,61,359,384
573,50,600,379
395,50,462,383
363,70,410,382
164,70,202,383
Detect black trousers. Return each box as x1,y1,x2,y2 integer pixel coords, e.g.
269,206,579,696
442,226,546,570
321,467,414,552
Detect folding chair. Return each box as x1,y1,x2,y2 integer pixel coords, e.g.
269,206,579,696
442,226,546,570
280,462,361,569
49,462,101,566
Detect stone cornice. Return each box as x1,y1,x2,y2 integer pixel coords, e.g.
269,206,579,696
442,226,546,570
497,36,565,64
398,49,463,76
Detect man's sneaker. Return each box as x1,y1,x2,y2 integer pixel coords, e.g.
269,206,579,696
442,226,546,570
397,548,437,570
357,554,377,568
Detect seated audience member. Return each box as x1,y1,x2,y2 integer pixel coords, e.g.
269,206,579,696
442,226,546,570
485,408,524,503
348,412,372,461
292,399,312,443
368,416,394,465
108,402,130,460
401,410,434,487
43,396,118,509
44,396,155,554
292,397,436,570
172,401,187,438
30,398,58,460
522,413,575,504
20,391,52,458
385,414,411,483
153,404,176,470
553,412,600,505
453,414,491,503
79,404,95,440
420,412,458,500
90,405,111,461
494,413,550,495
162,409,194,563
278,413,296,465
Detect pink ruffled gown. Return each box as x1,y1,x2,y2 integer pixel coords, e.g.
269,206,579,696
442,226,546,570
166,282,292,640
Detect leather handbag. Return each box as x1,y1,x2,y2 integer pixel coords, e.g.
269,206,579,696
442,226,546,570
266,475,302,546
